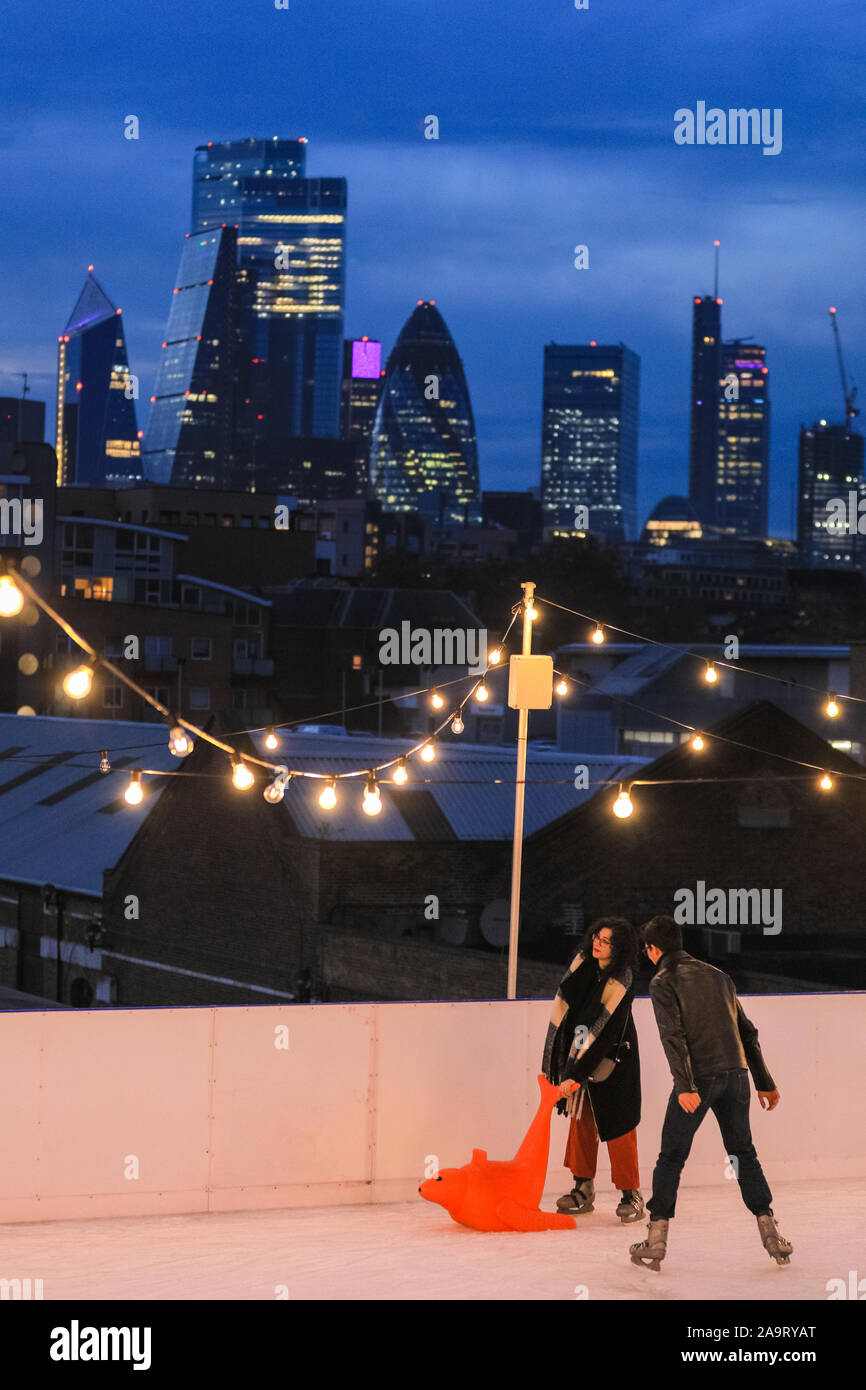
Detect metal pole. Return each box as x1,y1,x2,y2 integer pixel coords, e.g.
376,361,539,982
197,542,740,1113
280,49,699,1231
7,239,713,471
377,668,383,737
507,581,534,1000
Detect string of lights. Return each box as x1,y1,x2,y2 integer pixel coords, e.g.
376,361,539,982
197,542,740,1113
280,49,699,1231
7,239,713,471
0,562,855,818
549,665,846,782
0,561,520,812
536,593,861,718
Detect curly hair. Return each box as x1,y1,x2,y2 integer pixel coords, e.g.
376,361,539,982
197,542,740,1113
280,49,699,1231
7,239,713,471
576,915,638,981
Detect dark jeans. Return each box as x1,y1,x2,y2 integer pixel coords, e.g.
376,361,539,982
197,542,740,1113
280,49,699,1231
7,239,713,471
648,1069,772,1220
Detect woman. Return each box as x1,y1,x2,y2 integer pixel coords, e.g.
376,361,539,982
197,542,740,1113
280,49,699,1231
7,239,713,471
541,916,644,1222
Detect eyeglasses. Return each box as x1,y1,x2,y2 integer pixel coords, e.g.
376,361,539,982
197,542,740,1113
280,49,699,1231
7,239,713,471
593,934,613,947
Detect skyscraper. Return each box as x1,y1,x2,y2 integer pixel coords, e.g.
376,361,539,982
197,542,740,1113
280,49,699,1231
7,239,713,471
141,226,238,487
798,421,866,567
540,343,639,541
340,338,383,444
190,137,346,487
0,397,45,444
55,270,141,486
370,301,479,524
340,338,383,496
688,294,722,526
716,341,770,537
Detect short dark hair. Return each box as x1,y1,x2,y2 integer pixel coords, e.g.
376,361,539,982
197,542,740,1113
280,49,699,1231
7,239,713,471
641,915,682,954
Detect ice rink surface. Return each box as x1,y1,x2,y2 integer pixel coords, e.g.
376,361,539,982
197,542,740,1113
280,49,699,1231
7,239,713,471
2,1178,862,1301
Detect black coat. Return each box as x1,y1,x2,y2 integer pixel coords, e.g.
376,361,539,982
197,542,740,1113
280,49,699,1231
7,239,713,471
548,958,642,1142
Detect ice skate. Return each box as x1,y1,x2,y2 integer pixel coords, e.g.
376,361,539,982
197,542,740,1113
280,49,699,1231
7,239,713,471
556,1177,595,1214
756,1211,792,1266
616,1188,645,1223
629,1217,668,1271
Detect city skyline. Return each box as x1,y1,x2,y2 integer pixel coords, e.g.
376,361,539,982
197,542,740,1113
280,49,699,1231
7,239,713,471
1,0,863,536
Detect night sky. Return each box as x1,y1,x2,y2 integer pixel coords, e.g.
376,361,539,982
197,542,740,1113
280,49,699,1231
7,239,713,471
1,0,864,535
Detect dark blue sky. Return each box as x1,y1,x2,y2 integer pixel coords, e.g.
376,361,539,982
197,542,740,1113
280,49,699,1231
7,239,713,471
1,0,864,535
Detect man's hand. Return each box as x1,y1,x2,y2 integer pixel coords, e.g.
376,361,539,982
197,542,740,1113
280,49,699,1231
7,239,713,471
678,1091,701,1113
559,1080,580,1098
758,1088,780,1111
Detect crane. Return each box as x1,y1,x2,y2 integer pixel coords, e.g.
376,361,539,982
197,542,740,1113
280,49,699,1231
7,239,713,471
829,307,859,426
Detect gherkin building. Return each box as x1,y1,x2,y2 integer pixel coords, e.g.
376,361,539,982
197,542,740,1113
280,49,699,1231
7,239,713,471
370,301,479,524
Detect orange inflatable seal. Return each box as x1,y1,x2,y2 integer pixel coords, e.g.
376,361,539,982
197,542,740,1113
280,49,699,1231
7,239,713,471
418,1073,576,1231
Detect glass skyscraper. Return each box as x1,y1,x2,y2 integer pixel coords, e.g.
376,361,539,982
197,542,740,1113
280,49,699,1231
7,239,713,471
716,341,770,537
688,294,722,527
340,338,383,496
540,343,639,541
55,270,141,486
370,301,479,525
798,421,865,567
141,226,238,487
189,137,346,487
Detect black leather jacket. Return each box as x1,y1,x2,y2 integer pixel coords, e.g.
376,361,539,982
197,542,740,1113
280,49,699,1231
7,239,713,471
649,950,775,1095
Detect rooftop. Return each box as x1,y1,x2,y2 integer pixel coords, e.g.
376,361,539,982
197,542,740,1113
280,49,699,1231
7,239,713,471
0,715,177,896
249,729,646,841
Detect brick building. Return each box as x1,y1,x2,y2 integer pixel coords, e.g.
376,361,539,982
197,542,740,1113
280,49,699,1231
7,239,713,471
522,699,866,989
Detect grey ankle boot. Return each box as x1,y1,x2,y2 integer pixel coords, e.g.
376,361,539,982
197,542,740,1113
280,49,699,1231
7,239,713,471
616,1189,645,1223
556,1177,595,1214
629,1217,669,1271
756,1211,792,1266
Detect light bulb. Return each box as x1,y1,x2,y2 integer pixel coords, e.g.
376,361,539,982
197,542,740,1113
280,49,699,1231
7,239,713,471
393,758,409,785
264,775,287,804
451,714,464,734
527,605,538,621
430,689,445,710
421,742,436,763
591,625,605,645
99,750,110,773
690,733,705,752
169,725,193,757
488,648,502,665
555,678,568,696
474,682,489,703
613,789,634,819
362,774,382,816
264,728,279,750
63,664,93,699
0,575,24,617
704,662,718,684
825,694,839,718
319,778,337,810
819,773,834,791
232,759,254,791
124,772,143,806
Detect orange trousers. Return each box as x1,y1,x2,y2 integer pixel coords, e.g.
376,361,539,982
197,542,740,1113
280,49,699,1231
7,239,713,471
564,1092,640,1190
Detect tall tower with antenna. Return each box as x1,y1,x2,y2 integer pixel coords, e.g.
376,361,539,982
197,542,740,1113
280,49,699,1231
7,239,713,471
688,242,723,527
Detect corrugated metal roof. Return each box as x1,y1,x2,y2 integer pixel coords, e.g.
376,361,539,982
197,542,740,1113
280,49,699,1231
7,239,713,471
0,715,177,896
250,731,646,841
592,645,684,695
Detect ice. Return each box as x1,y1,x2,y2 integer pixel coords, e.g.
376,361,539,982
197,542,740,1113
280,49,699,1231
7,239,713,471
2,1178,860,1300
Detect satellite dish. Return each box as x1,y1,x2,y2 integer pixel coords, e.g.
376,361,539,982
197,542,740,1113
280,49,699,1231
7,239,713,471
438,916,468,946
480,898,511,947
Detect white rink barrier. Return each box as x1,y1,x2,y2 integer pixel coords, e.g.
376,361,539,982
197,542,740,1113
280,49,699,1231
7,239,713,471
0,994,862,1224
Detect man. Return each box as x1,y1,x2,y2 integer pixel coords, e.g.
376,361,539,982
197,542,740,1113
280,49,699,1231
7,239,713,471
630,915,792,1270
